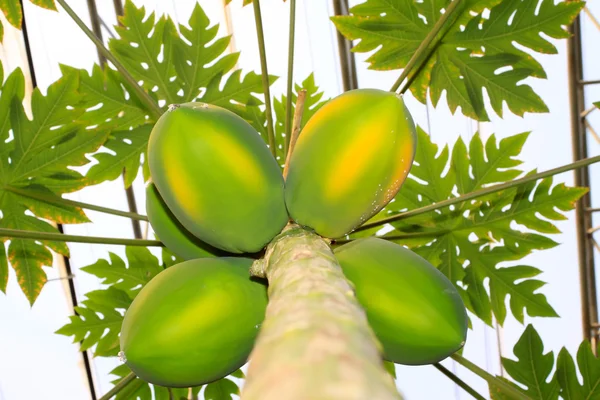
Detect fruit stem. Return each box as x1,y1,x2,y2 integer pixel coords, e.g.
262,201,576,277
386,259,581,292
0,228,163,247
98,372,137,400
243,224,401,400
355,154,600,233
55,0,163,120
451,354,530,400
433,363,486,400
4,186,148,221
284,0,297,156
282,89,307,179
252,0,277,159
389,0,464,93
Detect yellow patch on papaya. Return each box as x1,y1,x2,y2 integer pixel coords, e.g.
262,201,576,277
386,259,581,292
162,152,203,216
299,93,365,142
208,132,266,194
323,118,391,202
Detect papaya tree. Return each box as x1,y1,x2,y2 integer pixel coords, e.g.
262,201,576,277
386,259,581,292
0,0,598,399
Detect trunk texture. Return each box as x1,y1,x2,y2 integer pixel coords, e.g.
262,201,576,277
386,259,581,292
242,225,401,400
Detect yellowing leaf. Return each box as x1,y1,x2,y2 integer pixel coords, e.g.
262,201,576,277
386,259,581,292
0,69,105,304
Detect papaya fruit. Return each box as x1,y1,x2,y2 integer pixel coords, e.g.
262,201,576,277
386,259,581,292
334,237,467,365
146,182,225,260
285,89,416,238
120,257,267,387
148,103,288,253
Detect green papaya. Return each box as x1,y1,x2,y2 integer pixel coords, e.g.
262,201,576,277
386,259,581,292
148,103,288,253
334,237,467,365
146,182,225,260
120,257,267,387
285,89,417,238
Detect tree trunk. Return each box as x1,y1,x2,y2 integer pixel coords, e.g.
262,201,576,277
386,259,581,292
242,224,401,400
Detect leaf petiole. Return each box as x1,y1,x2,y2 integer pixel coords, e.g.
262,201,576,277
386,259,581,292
4,186,148,221
389,0,464,93
252,0,277,159
0,228,162,247
433,363,486,400
284,0,297,156
451,354,530,400
99,372,137,400
355,154,600,233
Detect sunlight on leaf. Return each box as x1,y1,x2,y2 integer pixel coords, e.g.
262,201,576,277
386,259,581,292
0,69,106,304
332,0,584,121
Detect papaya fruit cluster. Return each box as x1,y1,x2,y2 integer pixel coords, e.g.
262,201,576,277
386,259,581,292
120,89,468,387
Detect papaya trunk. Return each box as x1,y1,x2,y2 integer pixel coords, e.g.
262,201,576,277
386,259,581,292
243,225,401,400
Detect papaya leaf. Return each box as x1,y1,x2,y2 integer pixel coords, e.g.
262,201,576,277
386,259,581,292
0,242,7,293
56,247,166,357
0,0,57,41
161,247,184,268
331,0,584,121
0,68,106,304
204,377,240,400
29,0,56,10
109,365,243,400
491,327,600,399
55,287,131,357
61,64,149,133
224,0,256,5
85,124,153,187
556,341,600,399
71,1,274,187
0,0,22,29
384,361,397,379
353,129,586,325
494,325,560,400
81,247,163,297
109,364,202,400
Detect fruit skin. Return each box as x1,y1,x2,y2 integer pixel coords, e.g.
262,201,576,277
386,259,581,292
146,182,225,260
285,89,416,238
148,102,288,253
334,237,467,365
120,257,268,387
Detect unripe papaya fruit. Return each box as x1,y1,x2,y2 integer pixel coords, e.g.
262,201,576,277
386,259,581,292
334,237,467,365
120,257,267,387
148,103,288,253
285,89,417,238
146,183,224,260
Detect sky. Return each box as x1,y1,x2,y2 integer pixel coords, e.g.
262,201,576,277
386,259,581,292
0,0,599,399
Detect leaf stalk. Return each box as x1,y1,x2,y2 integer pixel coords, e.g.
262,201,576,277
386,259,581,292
389,0,464,93
284,0,297,155
4,186,148,221
433,363,486,400
451,354,529,400
355,154,600,233
0,228,163,247
283,89,307,178
252,0,277,158
99,372,137,400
